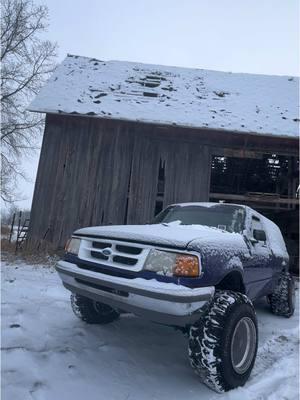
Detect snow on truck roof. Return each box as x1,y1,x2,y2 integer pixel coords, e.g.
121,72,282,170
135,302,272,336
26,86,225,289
172,202,245,208
29,54,299,139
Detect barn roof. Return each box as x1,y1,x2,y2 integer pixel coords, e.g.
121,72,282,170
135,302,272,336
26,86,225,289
29,54,299,138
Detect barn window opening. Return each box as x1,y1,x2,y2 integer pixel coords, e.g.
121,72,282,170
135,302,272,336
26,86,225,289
210,154,298,199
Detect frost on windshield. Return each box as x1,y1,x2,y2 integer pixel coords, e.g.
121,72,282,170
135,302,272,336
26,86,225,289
229,208,245,233
155,204,245,233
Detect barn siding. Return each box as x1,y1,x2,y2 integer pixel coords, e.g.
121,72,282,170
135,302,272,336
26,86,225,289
161,140,211,207
27,115,212,249
27,115,66,248
126,130,160,224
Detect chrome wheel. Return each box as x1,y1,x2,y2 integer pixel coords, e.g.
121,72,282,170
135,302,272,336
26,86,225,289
230,317,257,374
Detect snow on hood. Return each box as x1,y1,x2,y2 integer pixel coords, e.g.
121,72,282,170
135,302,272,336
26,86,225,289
74,223,242,249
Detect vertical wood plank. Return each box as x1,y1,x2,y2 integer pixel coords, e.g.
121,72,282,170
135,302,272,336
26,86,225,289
28,117,213,249
127,128,160,224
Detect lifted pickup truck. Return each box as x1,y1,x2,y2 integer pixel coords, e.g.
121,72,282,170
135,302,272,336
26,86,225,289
56,202,295,392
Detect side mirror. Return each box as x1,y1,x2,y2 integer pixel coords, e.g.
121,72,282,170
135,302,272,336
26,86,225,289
253,229,266,242
249,237,258,245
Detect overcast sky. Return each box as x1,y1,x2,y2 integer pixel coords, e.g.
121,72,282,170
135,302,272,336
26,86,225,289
17,0,299,210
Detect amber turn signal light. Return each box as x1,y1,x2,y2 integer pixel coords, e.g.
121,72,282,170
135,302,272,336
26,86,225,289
173,254,200,277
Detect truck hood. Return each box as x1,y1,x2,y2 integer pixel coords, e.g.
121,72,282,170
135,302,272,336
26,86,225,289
74,223,244,250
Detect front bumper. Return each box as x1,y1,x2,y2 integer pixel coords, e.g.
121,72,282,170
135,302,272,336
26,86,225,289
56,260,214,326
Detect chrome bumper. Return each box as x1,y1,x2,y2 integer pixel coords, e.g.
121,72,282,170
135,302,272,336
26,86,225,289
56,260,214,326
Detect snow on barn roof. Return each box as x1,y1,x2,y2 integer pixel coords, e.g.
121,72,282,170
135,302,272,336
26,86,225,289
29,54,299,138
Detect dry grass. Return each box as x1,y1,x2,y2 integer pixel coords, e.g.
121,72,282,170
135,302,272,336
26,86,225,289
1,225,11,236
1,238,60,267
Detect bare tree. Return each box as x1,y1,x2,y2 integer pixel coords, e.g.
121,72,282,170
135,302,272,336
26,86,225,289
1,0,57,202
1,202,18,225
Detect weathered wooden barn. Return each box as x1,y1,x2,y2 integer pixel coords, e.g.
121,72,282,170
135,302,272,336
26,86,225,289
28,55,299,269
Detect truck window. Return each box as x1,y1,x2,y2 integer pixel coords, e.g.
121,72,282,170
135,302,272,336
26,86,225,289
251,216,266,242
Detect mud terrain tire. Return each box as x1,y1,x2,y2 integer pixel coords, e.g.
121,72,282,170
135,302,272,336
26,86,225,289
269,272,295,318
188,290,258,393
71,293,120,324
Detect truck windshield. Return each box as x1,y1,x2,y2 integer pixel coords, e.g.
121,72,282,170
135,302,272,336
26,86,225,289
152,204,245,233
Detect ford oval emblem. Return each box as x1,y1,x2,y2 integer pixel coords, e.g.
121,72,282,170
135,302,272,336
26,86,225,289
102,248,112,256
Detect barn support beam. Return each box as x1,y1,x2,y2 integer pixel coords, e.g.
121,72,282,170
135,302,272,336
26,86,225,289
210,192,298,206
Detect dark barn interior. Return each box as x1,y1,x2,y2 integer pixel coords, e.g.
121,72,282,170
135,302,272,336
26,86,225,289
27,55,299,272
210,153,299,272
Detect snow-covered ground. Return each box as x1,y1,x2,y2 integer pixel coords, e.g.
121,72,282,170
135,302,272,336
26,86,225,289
1,261,299,400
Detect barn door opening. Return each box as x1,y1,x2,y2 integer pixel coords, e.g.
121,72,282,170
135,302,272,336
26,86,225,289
209,153,299,273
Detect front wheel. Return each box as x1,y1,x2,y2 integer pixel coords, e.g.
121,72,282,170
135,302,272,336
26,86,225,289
188,290,258,393
71,293,120,324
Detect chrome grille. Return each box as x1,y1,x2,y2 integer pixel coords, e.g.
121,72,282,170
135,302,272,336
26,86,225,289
78,237,150,271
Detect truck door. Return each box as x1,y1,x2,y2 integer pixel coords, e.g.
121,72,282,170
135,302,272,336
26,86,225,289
244,214,273,298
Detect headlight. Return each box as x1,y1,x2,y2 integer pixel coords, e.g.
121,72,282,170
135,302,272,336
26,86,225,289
65,238,81,255
143,249,200,277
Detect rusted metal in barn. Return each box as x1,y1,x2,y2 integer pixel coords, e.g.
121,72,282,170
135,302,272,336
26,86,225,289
27,55,299,270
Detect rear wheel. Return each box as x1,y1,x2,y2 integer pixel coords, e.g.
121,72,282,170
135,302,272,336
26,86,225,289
188,290,258,393
71,293,120,324
268,272,295,318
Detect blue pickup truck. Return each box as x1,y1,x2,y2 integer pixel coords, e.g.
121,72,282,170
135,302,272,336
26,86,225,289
56,202,295,393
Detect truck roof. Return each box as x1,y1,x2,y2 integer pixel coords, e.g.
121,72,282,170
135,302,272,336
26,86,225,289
171,202,247,209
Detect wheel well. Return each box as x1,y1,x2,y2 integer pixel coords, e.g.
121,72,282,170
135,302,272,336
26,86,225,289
216,271,245,294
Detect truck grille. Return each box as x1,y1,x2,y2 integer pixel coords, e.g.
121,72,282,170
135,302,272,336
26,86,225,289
78,238,150,272
92,241,112,249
